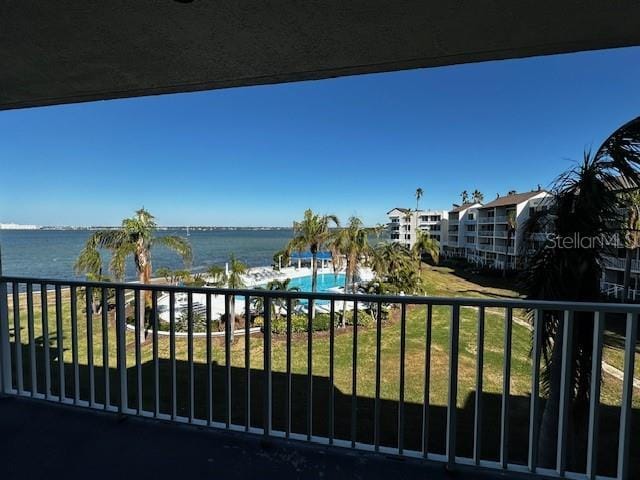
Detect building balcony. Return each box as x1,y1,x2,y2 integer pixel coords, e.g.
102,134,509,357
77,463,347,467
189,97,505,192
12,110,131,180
478,231,494,237
494,215,508,223
603,254,640,272
0,275,637,480
478,217,494,224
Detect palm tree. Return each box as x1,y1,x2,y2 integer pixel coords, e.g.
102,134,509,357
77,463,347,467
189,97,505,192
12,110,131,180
620,190,640,301
503,210,517,277
205,264,227,287
370,242,420,294
327,217,378,294
327,217,379,327
75,208,192,343
411,230,440,271
415,188,424,211
472,189,484,203
523,117,640,468
265,278,300,319
224,253,247,340
286,209,339,294
461,190,469,204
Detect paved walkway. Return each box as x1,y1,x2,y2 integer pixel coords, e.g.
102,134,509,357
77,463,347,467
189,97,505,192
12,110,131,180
0,396,537,480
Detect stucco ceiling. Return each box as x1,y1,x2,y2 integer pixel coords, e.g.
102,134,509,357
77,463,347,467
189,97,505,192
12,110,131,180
2,1,639,110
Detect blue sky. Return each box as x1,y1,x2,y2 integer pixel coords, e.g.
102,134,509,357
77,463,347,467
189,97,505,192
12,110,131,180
1,47,639,227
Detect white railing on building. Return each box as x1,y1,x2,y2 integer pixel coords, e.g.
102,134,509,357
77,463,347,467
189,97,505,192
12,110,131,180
603,255,640,272
478,217,494,224
0,275,637,480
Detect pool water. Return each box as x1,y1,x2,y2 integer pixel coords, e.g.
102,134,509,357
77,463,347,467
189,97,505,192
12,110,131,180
285,273,346,292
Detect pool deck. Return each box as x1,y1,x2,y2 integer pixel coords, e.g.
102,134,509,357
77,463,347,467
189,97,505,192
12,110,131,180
0,395,529,480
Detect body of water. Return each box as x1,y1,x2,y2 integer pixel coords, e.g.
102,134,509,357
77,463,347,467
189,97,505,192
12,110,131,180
0,229,294,281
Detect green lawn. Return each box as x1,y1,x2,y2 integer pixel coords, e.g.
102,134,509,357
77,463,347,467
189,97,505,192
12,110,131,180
4,265,638,475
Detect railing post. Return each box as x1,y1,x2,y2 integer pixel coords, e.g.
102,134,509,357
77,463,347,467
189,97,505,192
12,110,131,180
116,288,127,413
0,242,12,394
447,304,460,467
263,296,272,435
0,277,11,394
617,312,638,480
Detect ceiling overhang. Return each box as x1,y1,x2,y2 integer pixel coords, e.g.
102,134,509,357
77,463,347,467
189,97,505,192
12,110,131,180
2,1,640,110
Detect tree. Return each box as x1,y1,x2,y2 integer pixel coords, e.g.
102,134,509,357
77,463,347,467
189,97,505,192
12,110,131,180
370,242,421,294
265,278,300,319
286,209,339,295
503,210,517,277
205,265,227,287
411,230,440,272
415,188,424,211
272,249,290,270
461,190,469,204
327,217,379,327
224,254,247,340
523,116,640,468
620,190,640,301
472,189,484,203
75,208,192,343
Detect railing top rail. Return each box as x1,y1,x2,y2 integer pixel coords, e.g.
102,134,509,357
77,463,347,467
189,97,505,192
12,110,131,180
2,275,640,313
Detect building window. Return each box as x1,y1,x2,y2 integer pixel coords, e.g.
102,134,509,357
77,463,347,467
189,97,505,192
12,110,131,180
468,213,475,220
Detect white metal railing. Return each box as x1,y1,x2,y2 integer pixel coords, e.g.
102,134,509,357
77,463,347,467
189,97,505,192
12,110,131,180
478,217,494,224
601,282,640,302
0,275,638,479
602,255,640,273
494,216,508,223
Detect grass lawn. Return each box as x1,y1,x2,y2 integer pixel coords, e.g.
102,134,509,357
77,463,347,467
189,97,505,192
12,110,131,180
4,265,639,476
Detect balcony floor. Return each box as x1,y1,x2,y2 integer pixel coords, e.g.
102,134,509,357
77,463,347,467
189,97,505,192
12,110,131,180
0,395,528,480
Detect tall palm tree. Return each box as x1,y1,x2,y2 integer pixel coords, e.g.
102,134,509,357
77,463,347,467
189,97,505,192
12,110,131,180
461,190,469,204
523,117,640,468
411,230,440,271
503,210,517,277
620,190,640,301
415,188,424,211
286,209,339,294
472,189,484,203
75,208,192,343
327,217,378,294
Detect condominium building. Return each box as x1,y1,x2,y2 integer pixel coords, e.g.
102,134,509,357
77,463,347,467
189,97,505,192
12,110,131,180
444,202,482,258
469,190,551,269
389,188,552,270
387,208,448,249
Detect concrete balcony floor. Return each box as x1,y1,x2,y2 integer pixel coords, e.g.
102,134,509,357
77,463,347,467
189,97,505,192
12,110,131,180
0,396,530,480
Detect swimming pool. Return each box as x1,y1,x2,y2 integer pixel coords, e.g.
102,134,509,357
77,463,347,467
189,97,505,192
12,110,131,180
285,273,346,292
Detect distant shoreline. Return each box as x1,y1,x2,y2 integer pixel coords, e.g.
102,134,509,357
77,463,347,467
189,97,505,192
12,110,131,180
1,226,293,231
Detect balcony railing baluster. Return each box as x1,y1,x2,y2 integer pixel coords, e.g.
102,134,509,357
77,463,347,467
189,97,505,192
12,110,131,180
586,311,603,479
70,286,79,405
170,290,177,420
12,282,23,394
26,283,37,397
474,306,485,465
41,284,51,399
618,312,638,480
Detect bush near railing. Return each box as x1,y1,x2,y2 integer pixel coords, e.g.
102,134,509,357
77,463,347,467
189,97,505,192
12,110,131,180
252,310,385,335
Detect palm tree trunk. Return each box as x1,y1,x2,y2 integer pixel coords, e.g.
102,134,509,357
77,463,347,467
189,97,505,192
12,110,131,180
623,247,633,301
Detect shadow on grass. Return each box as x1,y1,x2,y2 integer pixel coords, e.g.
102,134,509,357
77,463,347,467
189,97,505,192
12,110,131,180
5,339,639,478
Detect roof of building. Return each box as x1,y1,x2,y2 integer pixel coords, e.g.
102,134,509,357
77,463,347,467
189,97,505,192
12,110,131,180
387,208,411,215
449,202,481,213
480,190,548,209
